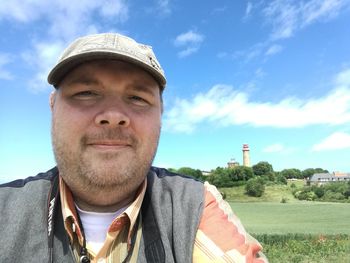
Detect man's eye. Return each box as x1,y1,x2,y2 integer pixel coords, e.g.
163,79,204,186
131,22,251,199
129,95,149,104
73,91,98,98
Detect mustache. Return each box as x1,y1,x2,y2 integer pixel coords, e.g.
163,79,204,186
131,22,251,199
81,129,137,145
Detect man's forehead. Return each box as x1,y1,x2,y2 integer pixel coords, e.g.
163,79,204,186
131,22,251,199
59,60,160,91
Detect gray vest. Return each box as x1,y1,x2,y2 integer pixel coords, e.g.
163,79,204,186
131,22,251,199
0,167,204,262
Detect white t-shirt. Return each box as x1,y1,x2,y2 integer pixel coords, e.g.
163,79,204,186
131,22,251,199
75,204,128,254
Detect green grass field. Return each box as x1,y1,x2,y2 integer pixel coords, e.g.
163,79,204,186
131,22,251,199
222,184,350,262
229,202,350,235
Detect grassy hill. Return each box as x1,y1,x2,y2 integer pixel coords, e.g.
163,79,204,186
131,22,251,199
220,180,304,203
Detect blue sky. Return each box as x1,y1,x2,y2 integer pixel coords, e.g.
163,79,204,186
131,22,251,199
1,0,350,182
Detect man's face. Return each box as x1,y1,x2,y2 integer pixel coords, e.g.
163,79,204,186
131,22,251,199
51,60,162,194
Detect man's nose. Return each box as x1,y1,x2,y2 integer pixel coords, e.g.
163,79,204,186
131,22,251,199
94,101,130,128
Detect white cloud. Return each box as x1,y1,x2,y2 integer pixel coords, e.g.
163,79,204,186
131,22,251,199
164,68,350,133
312,132,350,151
22,41,65,93
0,0,129,92
263,143,285,153
335,68,350,86
217,52,228,59
301,0,346,26
178,47,199,58
263,0,350,40
245,2,253,18
212,7,227,14
0,1,128,36
265,44,283,56
174,30,204,58
0,53,13,80
231,41,284,64
255,68,266,78
0,1,44,22
99,0,128,18
174,30,204,46
263,0,299,40
156,0,171,15
233,0,349,63
232,42,265,63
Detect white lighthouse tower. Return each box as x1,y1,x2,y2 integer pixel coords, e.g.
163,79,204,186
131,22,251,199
242,144,251,167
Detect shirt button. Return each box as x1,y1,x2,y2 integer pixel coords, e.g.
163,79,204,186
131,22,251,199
97,258,106,263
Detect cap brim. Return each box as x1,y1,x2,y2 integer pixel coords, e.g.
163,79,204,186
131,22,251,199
47,51,166,89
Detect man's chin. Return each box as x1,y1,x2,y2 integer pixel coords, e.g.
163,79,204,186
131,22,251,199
80,160,142,186
81,170,129,189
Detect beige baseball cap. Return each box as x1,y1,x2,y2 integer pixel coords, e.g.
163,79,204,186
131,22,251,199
47,33,166,89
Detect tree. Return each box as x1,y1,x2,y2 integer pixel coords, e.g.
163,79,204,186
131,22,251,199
301,168,328,179
252,161,274,177
280,168,302,179
207,173,234,188
245,177,265,197
177,167,203,180
227,166,254,181
168,168,178,173
241,166,255,181
210,167,228,177
206,167,232,187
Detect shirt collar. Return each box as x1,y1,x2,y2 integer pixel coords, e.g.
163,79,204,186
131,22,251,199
59,175,147,246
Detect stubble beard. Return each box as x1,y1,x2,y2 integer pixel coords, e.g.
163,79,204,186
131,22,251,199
51,123,160,196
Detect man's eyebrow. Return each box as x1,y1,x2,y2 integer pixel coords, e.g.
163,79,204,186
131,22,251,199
128,84,158,96
65,75,101,86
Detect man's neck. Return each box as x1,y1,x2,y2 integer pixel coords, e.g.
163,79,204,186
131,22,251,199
74,194,135,212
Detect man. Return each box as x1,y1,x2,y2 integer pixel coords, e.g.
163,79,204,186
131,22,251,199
0,33,267,263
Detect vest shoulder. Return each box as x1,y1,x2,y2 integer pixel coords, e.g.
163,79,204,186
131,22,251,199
148,166,205,200
150,166,204,184
0,167,58,188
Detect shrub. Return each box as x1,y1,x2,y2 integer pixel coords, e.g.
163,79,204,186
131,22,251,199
220,191,227,200
245,177,265,197
293,188,317,201
305,191,317,201
281,197,288,203
260,175,271,183
323,190,345,201
313,186,325,198
276,174,288,185
294,190,302,199
344,189,350,198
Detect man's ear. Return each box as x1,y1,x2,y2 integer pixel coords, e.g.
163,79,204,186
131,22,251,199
49,91,56,111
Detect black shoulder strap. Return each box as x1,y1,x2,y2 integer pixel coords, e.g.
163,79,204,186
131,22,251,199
141,183,165,263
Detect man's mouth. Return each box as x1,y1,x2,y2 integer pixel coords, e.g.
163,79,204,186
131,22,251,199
86,140,132,151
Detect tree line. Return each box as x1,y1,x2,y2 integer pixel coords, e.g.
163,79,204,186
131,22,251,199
169,162,329,198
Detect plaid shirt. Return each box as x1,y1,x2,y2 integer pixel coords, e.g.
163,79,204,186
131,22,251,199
60,177,266,263
60,176,145,263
